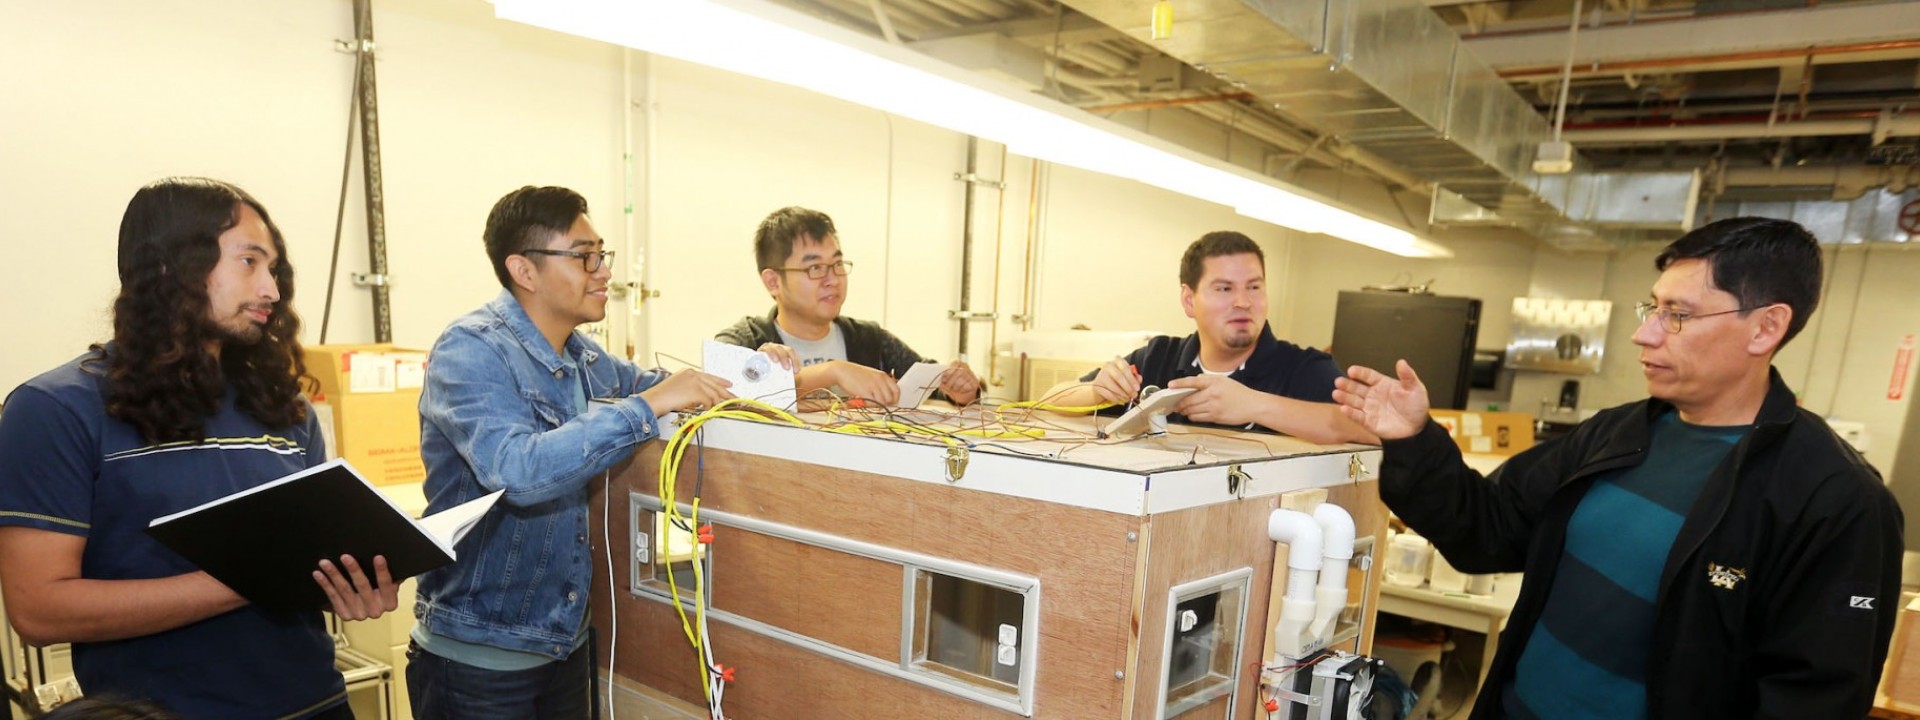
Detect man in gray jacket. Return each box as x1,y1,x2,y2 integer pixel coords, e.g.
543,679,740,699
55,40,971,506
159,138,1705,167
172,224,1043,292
716,206,980,407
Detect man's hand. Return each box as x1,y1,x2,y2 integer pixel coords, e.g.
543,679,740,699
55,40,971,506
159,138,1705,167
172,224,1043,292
828,361,900,407
1168,374,1268,426
938,360,982,406
639,370,735,415
313,554,398,621
1090,358,1142,405
1332,360,1431,441
755,342,799,371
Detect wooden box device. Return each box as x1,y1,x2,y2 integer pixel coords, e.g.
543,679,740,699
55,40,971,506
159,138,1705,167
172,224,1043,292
590,414,1385,719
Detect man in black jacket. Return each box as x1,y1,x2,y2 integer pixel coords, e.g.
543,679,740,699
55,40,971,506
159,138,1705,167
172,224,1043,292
1334,217,1902,719
716,206,980,407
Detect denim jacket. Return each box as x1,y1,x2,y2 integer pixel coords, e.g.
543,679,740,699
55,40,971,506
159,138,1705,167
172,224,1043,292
413,290,666,658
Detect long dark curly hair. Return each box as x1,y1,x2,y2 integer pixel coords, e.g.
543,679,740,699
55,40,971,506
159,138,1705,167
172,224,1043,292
97,177,313,443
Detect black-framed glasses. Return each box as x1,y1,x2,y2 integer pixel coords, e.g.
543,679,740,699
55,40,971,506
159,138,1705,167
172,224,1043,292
773,260,853,280
524,249,614,273
1634,301,1756,334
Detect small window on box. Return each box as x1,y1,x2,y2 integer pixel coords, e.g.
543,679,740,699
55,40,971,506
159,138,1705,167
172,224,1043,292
1161,569,1251,718
653,513,705,591
910,570,1025,693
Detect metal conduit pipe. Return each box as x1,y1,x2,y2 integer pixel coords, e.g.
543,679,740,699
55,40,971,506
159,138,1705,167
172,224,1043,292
1497,39,1920,80
1564,113,1920,143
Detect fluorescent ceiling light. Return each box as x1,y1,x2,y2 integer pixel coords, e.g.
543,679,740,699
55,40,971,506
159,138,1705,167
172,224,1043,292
494,0,1454,259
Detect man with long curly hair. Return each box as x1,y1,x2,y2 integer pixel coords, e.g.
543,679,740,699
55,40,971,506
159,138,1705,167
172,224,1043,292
0,177,399,718
406,186,733,719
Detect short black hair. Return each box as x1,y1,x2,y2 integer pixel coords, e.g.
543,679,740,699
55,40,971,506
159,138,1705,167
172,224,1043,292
484,186,589,288
754,207,836,272
1655,216,1822,349
1179,231,1265,288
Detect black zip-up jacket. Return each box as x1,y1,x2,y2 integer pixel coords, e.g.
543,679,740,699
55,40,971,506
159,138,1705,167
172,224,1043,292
1381,369,1903,719
714,306,931,378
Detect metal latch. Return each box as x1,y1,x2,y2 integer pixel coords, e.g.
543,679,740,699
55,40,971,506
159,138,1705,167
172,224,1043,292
1226,464,1250,496
944,445,970,483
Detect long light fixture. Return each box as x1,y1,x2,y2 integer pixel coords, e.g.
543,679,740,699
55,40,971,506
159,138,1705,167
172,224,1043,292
494,0,1454,259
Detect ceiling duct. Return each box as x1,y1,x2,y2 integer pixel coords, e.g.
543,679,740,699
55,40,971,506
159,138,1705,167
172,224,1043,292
1710,189,1920,245
1052,0,1700,238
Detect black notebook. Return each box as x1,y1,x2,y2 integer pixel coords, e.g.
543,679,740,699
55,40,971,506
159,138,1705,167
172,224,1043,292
147,458,500,612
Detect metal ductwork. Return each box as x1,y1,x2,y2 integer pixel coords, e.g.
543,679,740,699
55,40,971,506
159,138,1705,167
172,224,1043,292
1052,0,1700,242
1709,189,1920,245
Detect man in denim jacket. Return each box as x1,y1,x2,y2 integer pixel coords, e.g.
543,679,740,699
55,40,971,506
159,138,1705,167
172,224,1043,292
406,186,733,719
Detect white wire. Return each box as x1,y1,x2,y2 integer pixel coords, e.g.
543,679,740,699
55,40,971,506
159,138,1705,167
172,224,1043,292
603,469,618,720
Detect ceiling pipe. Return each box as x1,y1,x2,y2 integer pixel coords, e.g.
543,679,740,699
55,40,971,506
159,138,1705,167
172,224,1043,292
1564,113,1920,143
1498,39,1920,81
1082,92,1256,113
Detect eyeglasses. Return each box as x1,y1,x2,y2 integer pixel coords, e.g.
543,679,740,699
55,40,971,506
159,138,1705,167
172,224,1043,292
772,260,853,280
1634,301,1756,334
523,248,614,273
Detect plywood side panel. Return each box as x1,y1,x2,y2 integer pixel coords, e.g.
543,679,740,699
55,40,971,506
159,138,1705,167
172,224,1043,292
710,527,904,661
1130,495,1284,720
1125,479,1384,720
603,443,1144,718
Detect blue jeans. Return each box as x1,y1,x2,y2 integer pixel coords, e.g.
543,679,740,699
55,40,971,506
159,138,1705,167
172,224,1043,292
405,640,590,720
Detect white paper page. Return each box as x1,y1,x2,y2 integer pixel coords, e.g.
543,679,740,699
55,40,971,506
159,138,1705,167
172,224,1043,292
702,339,797,410
1103,387,1197,437
894,362,949,409
418,490,505,558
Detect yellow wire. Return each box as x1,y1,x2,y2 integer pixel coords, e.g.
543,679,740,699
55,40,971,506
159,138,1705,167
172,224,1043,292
656,398,805,703
996,399,1116,413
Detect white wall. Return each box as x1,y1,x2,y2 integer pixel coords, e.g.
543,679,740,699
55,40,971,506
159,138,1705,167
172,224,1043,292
0,0,628,388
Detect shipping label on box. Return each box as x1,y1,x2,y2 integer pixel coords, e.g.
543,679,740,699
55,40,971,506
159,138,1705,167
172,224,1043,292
305,344,429,486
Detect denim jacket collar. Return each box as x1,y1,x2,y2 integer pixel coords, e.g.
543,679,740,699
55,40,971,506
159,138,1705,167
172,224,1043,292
486,290,601,373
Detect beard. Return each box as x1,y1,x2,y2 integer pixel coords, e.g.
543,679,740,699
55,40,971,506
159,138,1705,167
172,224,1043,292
208,306,270,345
1222,329,1256,350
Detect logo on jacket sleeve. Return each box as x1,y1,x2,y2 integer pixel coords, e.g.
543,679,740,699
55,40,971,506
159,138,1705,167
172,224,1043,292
1850,596,1876,609
1706,563,1746,590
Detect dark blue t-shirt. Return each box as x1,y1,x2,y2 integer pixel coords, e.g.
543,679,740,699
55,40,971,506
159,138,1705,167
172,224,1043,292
1079,323,1342,429
1501,410,1749,719
0,351,345,719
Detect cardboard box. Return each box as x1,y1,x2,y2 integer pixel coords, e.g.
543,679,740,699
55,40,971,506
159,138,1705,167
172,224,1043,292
1429,410,1535,457
1884,593,1920,710
304,344,429,486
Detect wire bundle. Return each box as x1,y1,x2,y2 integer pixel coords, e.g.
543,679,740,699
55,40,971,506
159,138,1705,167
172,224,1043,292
655,398,805,720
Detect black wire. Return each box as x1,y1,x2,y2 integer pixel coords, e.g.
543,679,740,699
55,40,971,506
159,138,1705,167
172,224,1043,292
319,45,363,344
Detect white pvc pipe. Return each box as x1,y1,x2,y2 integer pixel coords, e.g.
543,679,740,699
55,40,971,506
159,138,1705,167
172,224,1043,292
1267,509,1323,602
1313,503,1356,590
1267,508,1323,661
1309,503,1358,640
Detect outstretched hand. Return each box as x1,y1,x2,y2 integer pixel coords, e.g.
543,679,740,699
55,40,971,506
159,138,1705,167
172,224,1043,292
1331,359,1431,441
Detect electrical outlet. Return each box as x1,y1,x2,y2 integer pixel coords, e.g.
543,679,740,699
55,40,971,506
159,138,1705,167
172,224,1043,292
629,492,649,595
